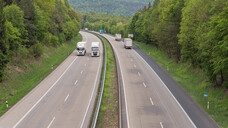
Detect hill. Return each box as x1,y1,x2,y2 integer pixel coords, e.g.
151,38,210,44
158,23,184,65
69,0,153,16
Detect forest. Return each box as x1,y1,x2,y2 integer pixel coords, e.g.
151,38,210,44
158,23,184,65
0,0,81,82
69,0,152,16
82,13,129,37
83,0,228,88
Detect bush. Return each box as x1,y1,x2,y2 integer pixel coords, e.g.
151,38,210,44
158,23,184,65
50,35,60,47
29,43,43,58
16,45,29,59
57,33,66,44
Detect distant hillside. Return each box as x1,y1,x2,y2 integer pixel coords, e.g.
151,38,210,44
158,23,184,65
69,0,153,16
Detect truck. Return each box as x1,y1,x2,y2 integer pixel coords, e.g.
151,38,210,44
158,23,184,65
91,42,100,57
85,28,88,31
115,34,122,41
77,42,86,56
124,38,132,49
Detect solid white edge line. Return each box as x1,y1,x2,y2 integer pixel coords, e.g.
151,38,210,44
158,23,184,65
74,80,78,85
64,94,70,102
160,122,164,128
150,97,154,106
108,36,130,128
13,57,78,128
133,50,197,128
47,117,55,128
80,50,102,128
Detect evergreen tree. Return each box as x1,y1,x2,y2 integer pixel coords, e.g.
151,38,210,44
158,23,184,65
0,0,8,81
17,0,37,47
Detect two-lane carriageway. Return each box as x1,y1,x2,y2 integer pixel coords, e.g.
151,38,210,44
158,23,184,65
102,34,196,128
0,31,102,128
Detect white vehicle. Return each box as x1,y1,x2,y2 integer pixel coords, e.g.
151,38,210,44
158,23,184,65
124,38,132,49
115,34,122,41
85,28,88,31
77,42,86,56
91,42,100,57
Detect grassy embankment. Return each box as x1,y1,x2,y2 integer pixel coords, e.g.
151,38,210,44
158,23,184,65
0,34,82,116
134,41,228,128
96,37,118,127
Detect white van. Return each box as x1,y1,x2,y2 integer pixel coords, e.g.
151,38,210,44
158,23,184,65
77,42,86,56
124,38,132,49
91,42,100,57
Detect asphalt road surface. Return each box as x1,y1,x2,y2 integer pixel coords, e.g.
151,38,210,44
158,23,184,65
0,31,103,128
102,33,219,128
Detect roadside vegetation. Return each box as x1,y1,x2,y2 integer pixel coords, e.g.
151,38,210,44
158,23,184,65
0,34,81,116
96,37,118,127
0,0,81,82
134,41,228,127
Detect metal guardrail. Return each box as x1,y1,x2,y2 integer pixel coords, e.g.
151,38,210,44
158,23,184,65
97,33,123,128
89,32,107,128
84,30,122,128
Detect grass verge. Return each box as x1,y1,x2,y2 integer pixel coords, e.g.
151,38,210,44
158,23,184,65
96,37,118,127
134,41,228,128
0,34,82,116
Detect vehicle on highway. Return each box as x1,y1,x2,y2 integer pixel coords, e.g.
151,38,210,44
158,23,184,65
77,42,87,56
115,34,122,41
91,42,100,57
124,38,132,49
85,28,88,31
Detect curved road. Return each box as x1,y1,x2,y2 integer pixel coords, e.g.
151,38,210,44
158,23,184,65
102,33,218,128
0,31,103,128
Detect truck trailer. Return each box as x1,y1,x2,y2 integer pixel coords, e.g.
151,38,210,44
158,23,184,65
124,38,132,49
115,34,122,41
91,42,100,57
77,42,86,56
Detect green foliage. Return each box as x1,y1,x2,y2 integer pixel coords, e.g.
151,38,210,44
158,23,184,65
29,43,43,58
17,0,37,47
125,0,228,87
69,0,153,16
34,5,49,43
4,4,28,50
82,13,129,37
0,0,81,81
63,20,79,40
5,21,21,51
0,0,8,82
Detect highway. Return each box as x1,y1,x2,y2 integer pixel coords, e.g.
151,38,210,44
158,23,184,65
0,31,103,128
101,33,219,128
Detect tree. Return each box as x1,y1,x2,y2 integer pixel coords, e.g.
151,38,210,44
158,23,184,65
17,0,37,47
4,4,28,50
0,0,8,81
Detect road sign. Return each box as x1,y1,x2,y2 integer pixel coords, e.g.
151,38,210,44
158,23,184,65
128,34,133,38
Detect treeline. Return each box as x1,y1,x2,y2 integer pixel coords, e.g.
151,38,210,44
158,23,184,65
69,0,152,16
0,0,81,81
84,0,228,88
82,13,129,37
128,0,228,87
